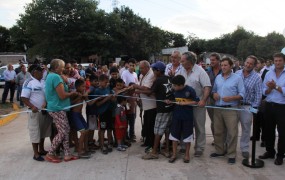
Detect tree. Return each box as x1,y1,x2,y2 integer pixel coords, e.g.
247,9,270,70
17,0,106,60
0,26,11,52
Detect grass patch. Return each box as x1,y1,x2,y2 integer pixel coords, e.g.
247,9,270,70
0,103,14,116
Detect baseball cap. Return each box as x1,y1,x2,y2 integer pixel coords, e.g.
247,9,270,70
151,61,166,72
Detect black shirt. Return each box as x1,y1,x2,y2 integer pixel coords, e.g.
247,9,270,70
151,75,174,113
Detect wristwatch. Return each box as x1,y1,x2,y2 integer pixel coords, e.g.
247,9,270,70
275,85,279,90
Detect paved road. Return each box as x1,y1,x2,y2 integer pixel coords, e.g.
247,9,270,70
1,88,285,179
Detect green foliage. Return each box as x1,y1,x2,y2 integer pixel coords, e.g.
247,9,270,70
0,26,11,51
187,26,285,60
3,1,284,61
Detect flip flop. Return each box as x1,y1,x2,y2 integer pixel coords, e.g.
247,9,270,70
64,155,79,162
142,153,159,160
45,154,62,163
168,156,177,163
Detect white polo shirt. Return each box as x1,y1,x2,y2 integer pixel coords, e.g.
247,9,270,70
21,76,46,109
139,69,156,110
177,64,211,100
121,70,139,86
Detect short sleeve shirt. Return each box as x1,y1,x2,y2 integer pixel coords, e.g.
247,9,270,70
139,69,156,110
151,75,174,113
173,85,199,119
21,77,45,109
45,73,70,112
177,64,211,100
121,70,139,86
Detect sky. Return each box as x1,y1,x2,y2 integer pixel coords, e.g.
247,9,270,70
0,0,285,40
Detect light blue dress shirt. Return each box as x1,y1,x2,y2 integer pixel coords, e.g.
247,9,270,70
3,69,16,81
263,68,285,104
212,72,245,106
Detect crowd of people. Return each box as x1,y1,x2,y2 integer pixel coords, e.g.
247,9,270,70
1,51,285,166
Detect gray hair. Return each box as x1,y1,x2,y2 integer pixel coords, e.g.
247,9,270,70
182,51,197,64
172,50,181,58
139,60,150,68
50,59,65,71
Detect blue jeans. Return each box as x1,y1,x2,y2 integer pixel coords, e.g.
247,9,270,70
17,85,24,106
127,113,136,138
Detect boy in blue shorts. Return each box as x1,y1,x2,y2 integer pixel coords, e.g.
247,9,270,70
167,75,199,163
95,74,116,154
70,79,90,159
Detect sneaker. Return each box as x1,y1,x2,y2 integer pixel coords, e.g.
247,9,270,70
228,158,236,165
242,152,249,159
101,147,108,155
117,146,126,151
107,145,113,152
33,155,45,161
121,144,128,149
210,153,225,158
78,152,91,159
145,146,152,153
194,151,203,157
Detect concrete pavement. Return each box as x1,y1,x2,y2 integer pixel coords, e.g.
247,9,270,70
1,107,285,180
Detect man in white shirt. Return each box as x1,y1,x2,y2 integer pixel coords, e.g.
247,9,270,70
177,51,211,157
2,64,16,103
133,60,156,152
21,65,52,161
121,58,138,85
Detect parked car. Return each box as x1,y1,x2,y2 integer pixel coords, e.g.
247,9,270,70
0,67,5,87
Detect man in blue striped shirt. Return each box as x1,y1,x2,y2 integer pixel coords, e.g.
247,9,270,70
236,55,262,159
259,53,285,165
211,57,245,165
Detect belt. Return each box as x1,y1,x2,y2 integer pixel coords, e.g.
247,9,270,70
217,105,232,108
240,102,250,106
266,102,285,107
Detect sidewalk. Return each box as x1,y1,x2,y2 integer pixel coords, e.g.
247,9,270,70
0,109,285,180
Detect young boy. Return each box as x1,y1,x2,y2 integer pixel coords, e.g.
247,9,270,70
109,67,120,91
115,96,128,151
95,74,116,154
86,75,101,149
126,82,137,142
70,79,90,159
142,61,174,160
167,75,199,163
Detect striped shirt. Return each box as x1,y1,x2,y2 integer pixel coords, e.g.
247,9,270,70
165,63,182,77
236,69,262,107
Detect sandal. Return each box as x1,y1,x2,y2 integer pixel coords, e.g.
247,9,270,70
64,155,79,162
168,156,177,163
160,151,171,158
142,153,159,160
183,158,190,163
45,154,62,163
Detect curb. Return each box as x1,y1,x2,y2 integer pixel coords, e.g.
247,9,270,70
0,103,20,127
